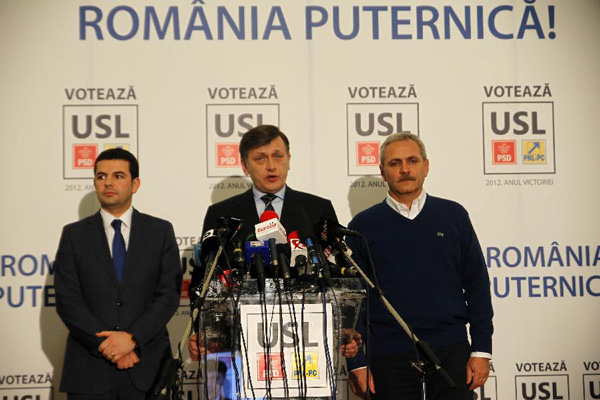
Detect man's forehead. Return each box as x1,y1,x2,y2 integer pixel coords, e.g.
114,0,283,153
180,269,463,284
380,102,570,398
95,159,130,173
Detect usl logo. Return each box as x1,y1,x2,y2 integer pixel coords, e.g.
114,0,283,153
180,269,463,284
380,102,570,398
63,105,138,179
515,375,569,400
346,102,419,176
482,101,555,175
492,140,516,165
206,104,279,177
356,142,379,166
583,373,600,400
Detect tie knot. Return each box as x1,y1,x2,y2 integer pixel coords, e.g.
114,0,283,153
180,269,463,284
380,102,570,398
111,219,122,230
261,194,276,204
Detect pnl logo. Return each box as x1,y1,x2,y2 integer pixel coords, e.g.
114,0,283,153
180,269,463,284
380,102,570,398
515,375,569,400
492,141,516,165
216,143,240,168
347,103,419,176
63,105,138,179
482,101,555,174
356,142,379,166
522,140,547,164
206,104,279,177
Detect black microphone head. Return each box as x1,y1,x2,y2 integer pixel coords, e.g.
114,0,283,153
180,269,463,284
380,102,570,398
294,206,316,243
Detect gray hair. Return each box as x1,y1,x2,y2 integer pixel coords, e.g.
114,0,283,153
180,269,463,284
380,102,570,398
379,132,427,166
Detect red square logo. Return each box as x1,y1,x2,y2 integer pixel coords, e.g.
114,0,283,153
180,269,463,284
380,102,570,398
181,279,190,299
356,142,379,166
492,141,516,165
257,353,284,381
216,143,240,167
73,144,98,169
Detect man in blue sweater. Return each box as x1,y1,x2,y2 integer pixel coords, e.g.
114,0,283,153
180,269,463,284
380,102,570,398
346,133,493,399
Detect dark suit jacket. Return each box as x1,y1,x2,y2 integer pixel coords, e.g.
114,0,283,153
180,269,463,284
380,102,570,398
202,186,338,241
54,209,182,394
190,186,338,293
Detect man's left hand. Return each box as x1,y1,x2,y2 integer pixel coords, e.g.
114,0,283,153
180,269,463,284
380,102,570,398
96,331,137,363
339,331,362,358
466,356,490,390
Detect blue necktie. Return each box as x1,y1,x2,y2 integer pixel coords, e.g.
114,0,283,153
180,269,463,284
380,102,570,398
111,219,126,282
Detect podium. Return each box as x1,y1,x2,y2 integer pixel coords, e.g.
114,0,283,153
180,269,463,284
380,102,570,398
196,278,365,400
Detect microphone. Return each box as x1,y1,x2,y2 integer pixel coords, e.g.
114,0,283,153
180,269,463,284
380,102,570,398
253,252,266,293
276,243,292,288
288,231,307,268
294,207,332,285
232,239,246,277
317,217,362,242
255,210,287,244
329,265,358,277
244,240,271,267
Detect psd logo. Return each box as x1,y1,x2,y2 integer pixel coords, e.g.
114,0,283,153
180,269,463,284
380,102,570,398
258,353,284,381
356,142,379,166
347,103,419,176
473,376,498,400
216,143,240,168
63,105,138,179
583,374,600,400
73,144,98,169
515,375,569,400
492,141,516,165
522,140,546,164
482,101,555,174
206,104,279,177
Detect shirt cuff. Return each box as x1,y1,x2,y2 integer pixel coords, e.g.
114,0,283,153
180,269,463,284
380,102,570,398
470,351,492,359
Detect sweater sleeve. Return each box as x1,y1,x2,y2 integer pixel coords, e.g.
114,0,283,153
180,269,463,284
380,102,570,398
459,209,494,354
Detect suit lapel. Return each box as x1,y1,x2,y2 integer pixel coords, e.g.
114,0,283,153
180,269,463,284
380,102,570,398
239,188,260,226
86,212,120,288
121,209,144,289
280,186,299,229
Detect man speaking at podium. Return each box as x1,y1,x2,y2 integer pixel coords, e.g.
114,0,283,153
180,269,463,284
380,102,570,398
188,124,344,359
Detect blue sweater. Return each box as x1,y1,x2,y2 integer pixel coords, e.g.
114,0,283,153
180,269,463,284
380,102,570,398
346,196,493,369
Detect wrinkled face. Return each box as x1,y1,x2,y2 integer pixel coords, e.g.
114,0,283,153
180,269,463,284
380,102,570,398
94,159,140,217
380,139,429,206
241,136,291,194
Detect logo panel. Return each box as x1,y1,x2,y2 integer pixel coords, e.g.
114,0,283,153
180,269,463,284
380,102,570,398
473,376,498,400
206,104,279,177
347,103,419,176
482,101,555,174
515,374,569,400
63,105,138,179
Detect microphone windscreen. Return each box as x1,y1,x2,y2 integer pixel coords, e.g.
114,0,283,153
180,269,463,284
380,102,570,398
260,210,279,222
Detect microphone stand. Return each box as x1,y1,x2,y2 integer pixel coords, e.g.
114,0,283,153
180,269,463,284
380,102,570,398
152,243,225,399
338,241,456,400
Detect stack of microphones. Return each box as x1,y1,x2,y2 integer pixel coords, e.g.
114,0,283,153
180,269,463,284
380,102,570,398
191,208,359,297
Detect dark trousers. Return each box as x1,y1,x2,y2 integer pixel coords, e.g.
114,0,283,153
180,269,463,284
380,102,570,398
67,370,147,400
369,341,472,400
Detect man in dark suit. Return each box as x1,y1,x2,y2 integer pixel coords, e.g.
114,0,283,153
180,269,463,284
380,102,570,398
188,124,342,360
54,148,182,400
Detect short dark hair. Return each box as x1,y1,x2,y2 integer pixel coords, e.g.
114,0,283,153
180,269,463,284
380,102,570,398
94,148,139,179
239,125,290,162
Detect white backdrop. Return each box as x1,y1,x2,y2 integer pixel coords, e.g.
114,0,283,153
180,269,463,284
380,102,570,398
1,1,599,399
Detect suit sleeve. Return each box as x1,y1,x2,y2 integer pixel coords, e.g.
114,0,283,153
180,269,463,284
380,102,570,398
54,226,108,357
128,222,182,348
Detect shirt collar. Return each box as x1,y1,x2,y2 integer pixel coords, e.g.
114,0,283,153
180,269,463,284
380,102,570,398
252,185,287,202
100,206,134,231
386,190,427,215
